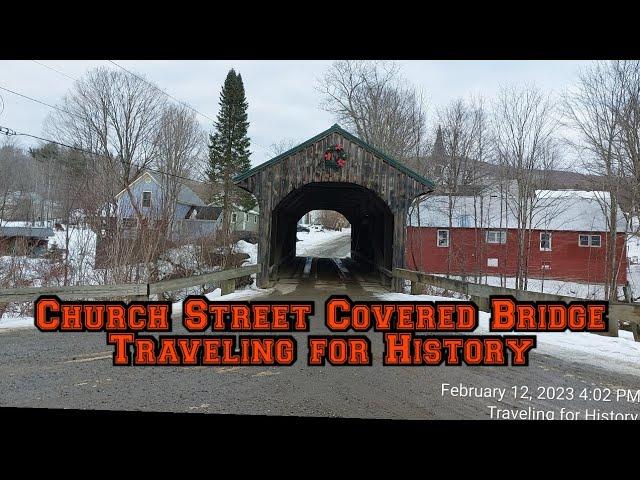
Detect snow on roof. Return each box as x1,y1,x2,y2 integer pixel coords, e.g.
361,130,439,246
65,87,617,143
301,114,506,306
409,190,627,232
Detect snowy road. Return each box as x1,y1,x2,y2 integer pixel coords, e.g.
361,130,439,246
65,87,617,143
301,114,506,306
295,229,351,258
0,247,639,419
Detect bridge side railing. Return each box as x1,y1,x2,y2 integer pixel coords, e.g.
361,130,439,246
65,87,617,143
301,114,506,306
0,264,260,307
392,267,640,341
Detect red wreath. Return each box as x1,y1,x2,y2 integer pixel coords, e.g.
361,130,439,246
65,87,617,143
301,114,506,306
324,144,348,170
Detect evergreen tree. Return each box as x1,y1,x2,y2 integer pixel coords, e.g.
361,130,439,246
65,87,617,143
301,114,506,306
207,69,255,234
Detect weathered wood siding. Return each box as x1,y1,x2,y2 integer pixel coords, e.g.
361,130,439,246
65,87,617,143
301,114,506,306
236,129,431,291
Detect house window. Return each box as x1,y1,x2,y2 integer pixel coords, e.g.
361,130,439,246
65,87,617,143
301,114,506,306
579,234,601,247
486,230,506,244
142,191,152,208
437,229,449,247
254,215,258,223
231,213,237,223
540,232,552,251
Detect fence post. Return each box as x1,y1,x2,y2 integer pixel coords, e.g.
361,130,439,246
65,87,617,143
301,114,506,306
470,295,490,313
410,281,424,295
131,284,150,302
221,279,236,295
632,322,640,342
607,316,619,337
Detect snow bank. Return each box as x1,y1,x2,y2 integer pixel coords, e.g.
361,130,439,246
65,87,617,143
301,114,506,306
0,316,34,330
236,240,257,265
376,292,640,377
171,284,273,317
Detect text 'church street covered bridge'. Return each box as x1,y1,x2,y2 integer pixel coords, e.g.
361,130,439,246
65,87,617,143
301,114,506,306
234,124,435,290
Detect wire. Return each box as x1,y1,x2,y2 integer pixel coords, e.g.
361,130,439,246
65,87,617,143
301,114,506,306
107,60,216,123
0,93,4,117
0,125,211,186
32,60,78,82
30,60,271,158
0,84,82,121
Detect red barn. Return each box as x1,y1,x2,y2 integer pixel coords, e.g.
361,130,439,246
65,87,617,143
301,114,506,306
406,190,627,284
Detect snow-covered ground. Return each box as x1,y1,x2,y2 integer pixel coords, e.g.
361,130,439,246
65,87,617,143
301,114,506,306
296,228,351,257
171,283,274,318
376,292,640,377
0,316,33,330
443,274,617,300
236,240,257,265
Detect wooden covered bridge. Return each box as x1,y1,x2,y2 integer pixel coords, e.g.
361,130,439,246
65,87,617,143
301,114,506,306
234,124,435,291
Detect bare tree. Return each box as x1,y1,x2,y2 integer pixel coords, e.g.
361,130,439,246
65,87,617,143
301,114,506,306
154,105,205,229
493,84,559,291
268,138,300,157
615,61,640,235
44,66,169,284
317,210,349,230
45,66,167,224
316,60,428,162
563,61,630,300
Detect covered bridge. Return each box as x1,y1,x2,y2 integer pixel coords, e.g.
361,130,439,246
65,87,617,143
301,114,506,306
234,124,435,291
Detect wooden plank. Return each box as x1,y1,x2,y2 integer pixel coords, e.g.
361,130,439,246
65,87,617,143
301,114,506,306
393,268,638,337
0,283,147,302
149,264,260,294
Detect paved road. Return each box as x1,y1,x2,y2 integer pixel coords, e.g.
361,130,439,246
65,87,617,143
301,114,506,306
1,236,639,419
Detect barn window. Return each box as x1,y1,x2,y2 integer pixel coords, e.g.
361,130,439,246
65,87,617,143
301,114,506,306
486,230,506,244
437,229,450,247
579,234,601,247
142,191,152,208
541,262,551,270
540,232,552,251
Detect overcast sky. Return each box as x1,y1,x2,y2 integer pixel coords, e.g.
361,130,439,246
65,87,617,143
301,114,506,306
0,60,592,169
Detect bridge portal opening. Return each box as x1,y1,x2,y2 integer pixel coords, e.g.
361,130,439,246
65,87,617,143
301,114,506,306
269,182,394,279
296,210,351,259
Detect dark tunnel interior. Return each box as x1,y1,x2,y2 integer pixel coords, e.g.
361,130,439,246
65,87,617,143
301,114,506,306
269,182,394,274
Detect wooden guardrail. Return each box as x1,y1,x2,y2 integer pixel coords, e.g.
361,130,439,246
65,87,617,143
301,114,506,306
393,268,640,341
0,283,148,303
0,264,260,304
149,264,259,296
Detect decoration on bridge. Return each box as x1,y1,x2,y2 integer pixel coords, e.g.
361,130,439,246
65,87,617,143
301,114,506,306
323,144,348,170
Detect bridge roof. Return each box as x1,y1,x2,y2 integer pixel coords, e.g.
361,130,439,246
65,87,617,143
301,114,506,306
234,124,435,189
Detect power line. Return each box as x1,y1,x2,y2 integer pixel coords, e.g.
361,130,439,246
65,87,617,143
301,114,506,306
0,84,82,120
32,60,78,82
30,60,270,156
107,60,216,124
0,83,210,185
0,124,211,187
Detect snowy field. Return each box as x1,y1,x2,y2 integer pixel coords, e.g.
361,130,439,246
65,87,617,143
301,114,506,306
376,292,640,377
